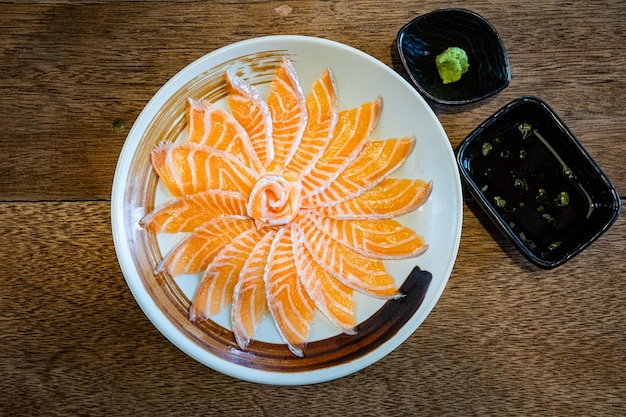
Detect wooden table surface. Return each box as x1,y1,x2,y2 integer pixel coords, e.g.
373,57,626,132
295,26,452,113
2,1,625,415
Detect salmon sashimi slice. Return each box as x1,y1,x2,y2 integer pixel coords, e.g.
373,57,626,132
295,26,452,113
189,227,270,322
295,219,401,299
151,142,257,197
266,58,307,171
307,214,428,260
265,226,315,357
318,178,432,220
231,230,277,350
302,137,415,208
292,228,356,334
139,190,248,233
225,72,274,169
156,216,254,276
187,98,262,172
283,68,338,179
300,98,381,196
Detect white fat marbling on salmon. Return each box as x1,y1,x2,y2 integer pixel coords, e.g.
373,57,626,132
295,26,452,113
190,227,270,322
264,226,314,357
300,98,381,199
318,179,432,220
266,58,307,172
292,225,356,333
306,214,427,260
295,219,400,299
187,98,263,173
302,137,415,208
156,216,254,276
151,142,257,196
140,190,248,233
284,68,338,180
226,71,275,168
230,230,276,350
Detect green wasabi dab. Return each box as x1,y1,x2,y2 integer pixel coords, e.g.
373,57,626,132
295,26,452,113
435,47,469,84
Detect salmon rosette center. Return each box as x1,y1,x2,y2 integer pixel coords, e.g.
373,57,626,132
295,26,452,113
247,173,302,226
139,57,432,357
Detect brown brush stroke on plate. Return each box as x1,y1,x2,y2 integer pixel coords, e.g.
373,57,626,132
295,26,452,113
123,50,432,373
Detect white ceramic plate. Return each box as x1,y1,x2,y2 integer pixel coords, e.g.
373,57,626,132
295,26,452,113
111,35,462,385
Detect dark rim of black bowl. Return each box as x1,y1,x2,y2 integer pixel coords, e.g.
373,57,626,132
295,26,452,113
396,8,511,106
456,96,621,268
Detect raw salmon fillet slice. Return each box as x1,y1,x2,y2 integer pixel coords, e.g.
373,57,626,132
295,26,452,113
140,190,248,233
300,98,381,196
187,98,262,172
284,68,338,179
307,214,427,260
302,137,415,208
189,227,271,322
231,231,277,349
295,219,401,299
265,226,315,357
225,72,274,168
156,216,254,277
319,178,432,220
292,227,356,333
151,142,256,197
266,58,307,171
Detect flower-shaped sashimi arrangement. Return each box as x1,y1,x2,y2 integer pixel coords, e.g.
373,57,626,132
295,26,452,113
140,58,432,357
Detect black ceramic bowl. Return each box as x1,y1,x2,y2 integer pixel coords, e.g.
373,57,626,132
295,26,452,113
397,8,511,106
456,96,621,268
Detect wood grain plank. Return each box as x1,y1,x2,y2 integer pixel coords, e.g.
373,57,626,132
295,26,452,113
1,201,624,416
1,1,624,200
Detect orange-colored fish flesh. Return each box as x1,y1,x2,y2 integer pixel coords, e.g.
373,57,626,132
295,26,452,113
141,58,431,356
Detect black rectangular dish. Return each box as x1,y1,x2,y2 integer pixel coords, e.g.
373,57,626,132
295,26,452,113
456,96,621,268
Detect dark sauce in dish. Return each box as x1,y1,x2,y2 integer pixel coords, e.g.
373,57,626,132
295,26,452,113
467,122,593,257
457,97,621,268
